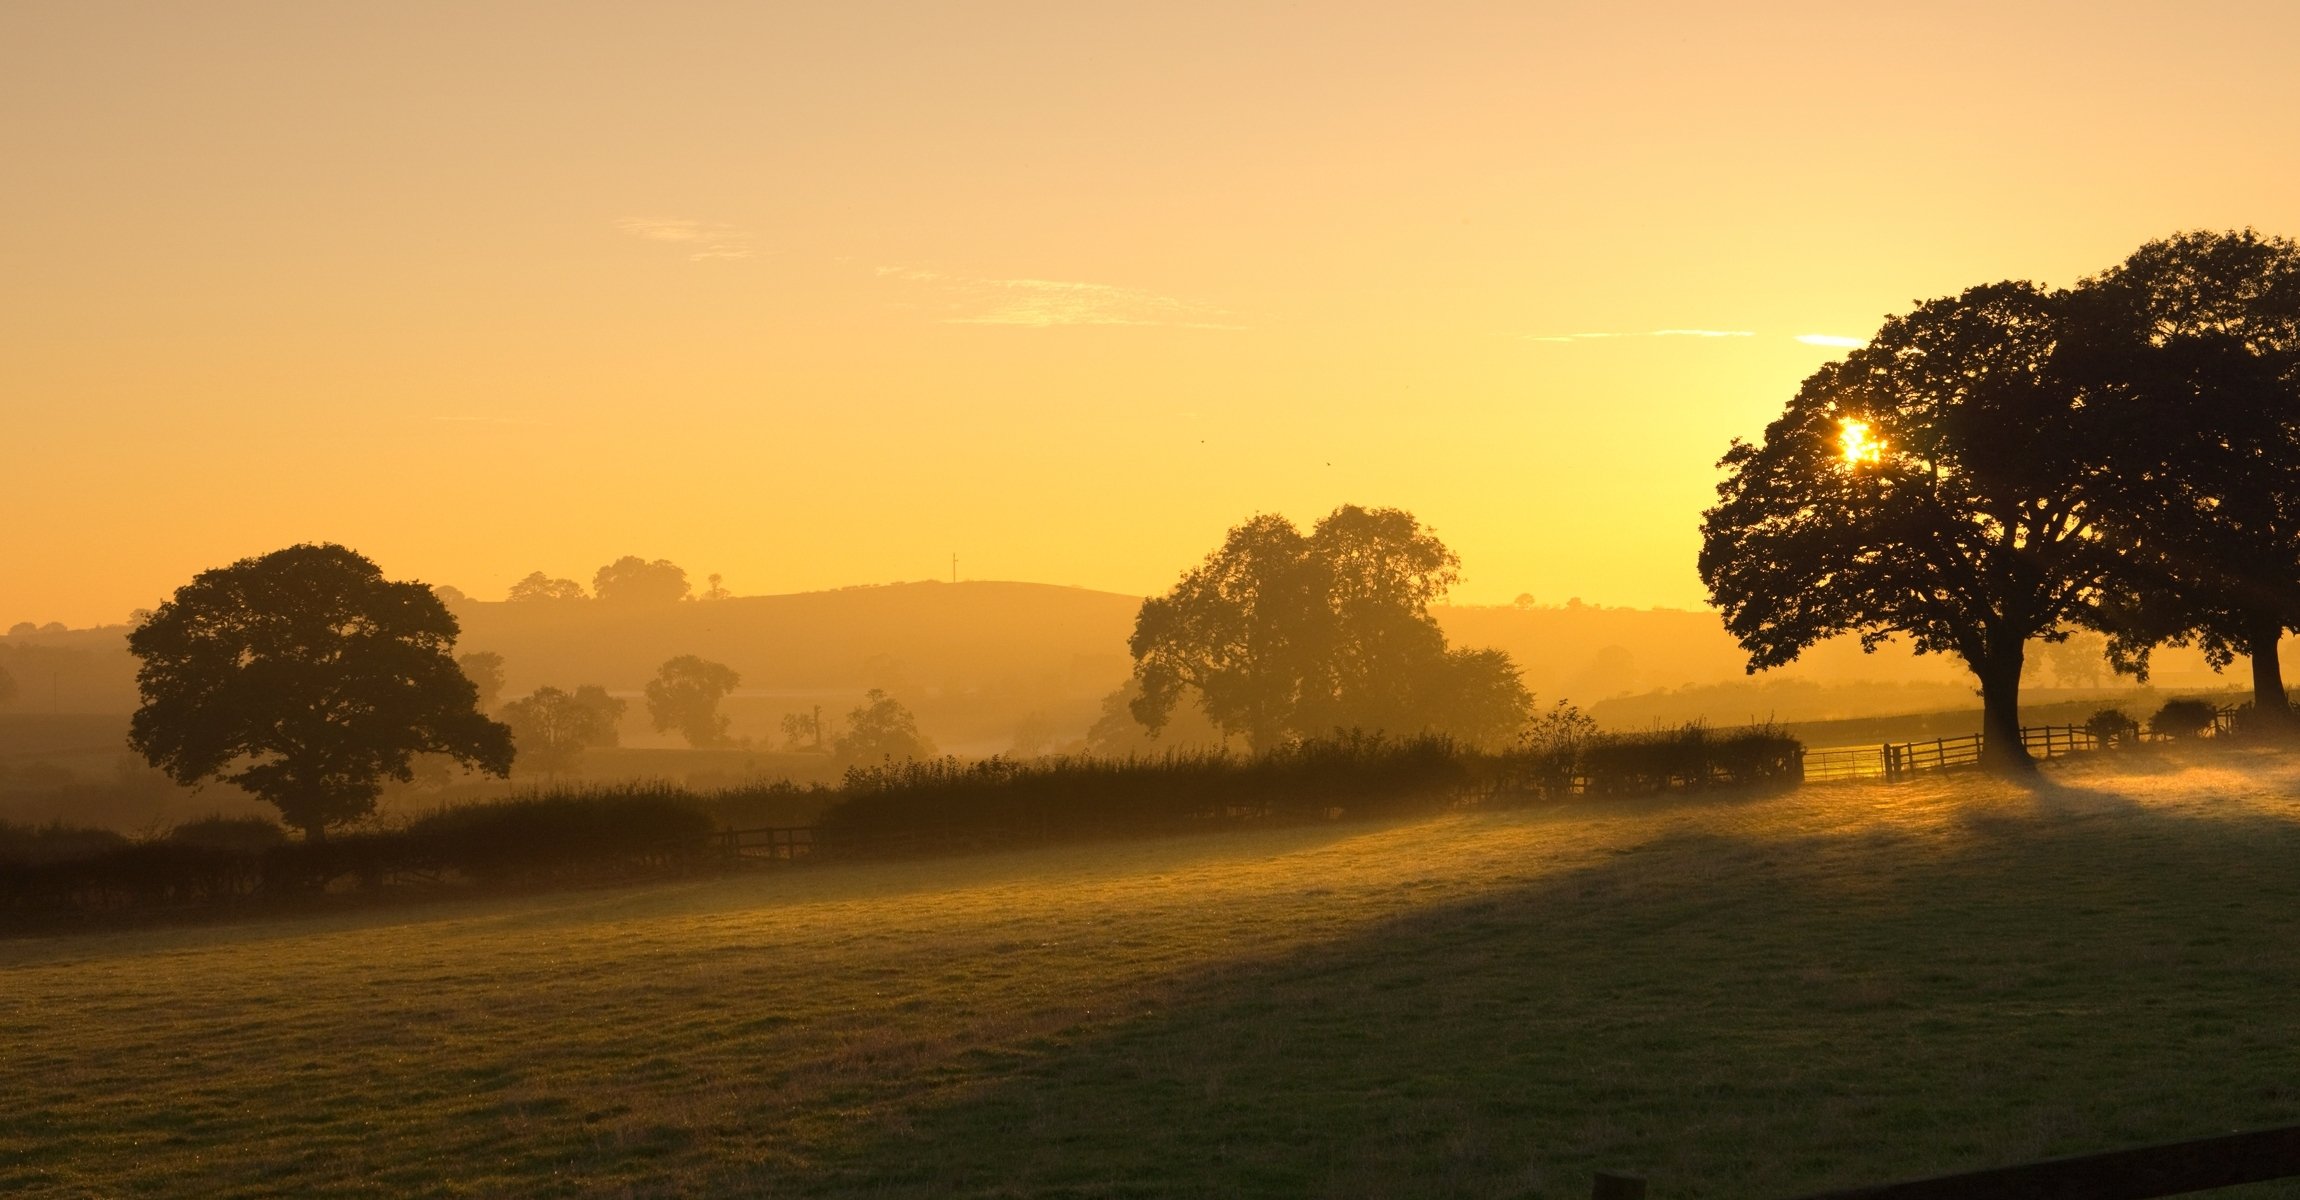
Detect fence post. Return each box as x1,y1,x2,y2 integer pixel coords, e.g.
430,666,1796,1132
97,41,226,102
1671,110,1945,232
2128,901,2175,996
1591,1171,1647,1200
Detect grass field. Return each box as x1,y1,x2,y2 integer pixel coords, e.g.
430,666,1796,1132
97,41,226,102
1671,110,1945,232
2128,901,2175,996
9,746,2300,1197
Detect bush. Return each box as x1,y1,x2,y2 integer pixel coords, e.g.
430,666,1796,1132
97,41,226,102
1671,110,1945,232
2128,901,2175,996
818,733,1472,851
170,815,289,854
2149,698,2220,741
0,820,130,866
2084,708,2141,748
1575,723,1803,796
399,786,716,883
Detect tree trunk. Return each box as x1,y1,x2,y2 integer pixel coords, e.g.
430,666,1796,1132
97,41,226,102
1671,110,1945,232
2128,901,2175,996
2246,616,2294,733
1976,650,2034,774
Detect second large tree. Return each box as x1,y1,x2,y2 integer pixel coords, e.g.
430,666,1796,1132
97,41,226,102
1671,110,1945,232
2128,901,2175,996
1699,283,2125,771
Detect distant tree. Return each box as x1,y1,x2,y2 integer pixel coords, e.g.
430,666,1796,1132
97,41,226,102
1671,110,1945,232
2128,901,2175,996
702,573,732,601
457,651,507,712
431,584,470,607
501,685,627,777
126,544,514,839
5,622,34,638
645,655,740,747
2034,631,2111,690
2071,229,2300,726
835,689,935,763
1128,505,1528,750
507,571,586,602
1084,680,1224,755
1131,513,1317,751
594,557,691,605
1699,283,2126,772
1408,647,1535,749
778,707,827,753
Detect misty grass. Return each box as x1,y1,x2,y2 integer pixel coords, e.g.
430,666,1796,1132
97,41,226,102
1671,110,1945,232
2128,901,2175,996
8,747,2300,1197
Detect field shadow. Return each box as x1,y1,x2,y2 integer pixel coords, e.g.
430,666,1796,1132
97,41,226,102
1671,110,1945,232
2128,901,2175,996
770,799,2300,1199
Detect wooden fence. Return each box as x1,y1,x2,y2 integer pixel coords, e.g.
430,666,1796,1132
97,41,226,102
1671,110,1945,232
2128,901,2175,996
1801,724,2103,784
1592,1120,2300,1199
711,826,814,863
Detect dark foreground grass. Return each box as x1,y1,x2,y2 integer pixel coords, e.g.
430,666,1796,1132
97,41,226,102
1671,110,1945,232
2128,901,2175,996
7,745,2300,1197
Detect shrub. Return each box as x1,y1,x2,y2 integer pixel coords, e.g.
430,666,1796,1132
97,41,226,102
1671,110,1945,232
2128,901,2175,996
2149,698,2219,741
817,733,1473,851
170,815,289,854
0,820,131,866
1576,723,1802,796
400,786,716,883
2084,708,2141,748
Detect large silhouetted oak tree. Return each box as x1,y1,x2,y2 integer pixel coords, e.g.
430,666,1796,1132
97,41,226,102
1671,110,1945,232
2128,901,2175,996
1130,505,1530,751
128,544,514,838
1699,283,2125,771
2073,229,2300,725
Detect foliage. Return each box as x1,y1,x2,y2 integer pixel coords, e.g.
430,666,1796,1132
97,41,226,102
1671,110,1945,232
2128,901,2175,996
593,556,691,605
834,688,935,764
2148,698,2220,740
0,819,130,866
645,655,741,747
168,815,288,854
457,650,506,711
501,685,627,775
2083,708,2142,748
1574,724,1802,795
2072,230,2300,720
506,571,586,602
820,733,1471,848
779,708,827,753
126,544,515,839
1084,680,1224,755
394,788,714,883
1699,283,2126,771
1129,505,1530,750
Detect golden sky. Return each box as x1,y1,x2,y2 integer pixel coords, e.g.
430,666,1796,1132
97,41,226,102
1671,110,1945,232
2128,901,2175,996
6,2,2299,627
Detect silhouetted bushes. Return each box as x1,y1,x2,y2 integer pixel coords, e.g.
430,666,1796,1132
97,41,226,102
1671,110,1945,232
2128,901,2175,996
1,788,722,924
2149,698,2221,740
4,727,1815,927
817,733,1471,851
1574,724,1804,795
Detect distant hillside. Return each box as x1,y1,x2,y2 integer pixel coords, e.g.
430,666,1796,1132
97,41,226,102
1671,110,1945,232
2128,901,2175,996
1,583,2253,755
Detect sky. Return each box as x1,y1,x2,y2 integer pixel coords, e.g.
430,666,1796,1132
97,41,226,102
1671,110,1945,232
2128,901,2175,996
6,1,2300,628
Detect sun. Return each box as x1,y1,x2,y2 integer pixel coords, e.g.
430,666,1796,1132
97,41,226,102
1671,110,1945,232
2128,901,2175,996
1838,417,1886,466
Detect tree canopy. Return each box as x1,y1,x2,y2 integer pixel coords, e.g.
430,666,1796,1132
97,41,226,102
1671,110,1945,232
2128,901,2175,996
501,684,626,777
2071,229,2300,721
1699,283,2125,769
594,557,690,605
834,688,935,764
507,571,586,602
457,650,507,712
644,655,740,747
127,544,514,837
1130,505,1531,751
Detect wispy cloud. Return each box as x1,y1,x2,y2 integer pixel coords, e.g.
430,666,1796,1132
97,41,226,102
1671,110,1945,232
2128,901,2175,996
618,217,755,261
877,266,1241,329
1522,328,1756,344
1795,333,1867,348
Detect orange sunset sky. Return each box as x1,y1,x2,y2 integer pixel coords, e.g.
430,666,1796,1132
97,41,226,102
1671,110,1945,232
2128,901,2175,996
6,2,2300,628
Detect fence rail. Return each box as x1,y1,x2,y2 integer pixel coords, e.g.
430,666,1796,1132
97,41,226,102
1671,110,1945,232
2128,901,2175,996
1801,722,2110,785
711,826,814,862
1593,1121,2300,1199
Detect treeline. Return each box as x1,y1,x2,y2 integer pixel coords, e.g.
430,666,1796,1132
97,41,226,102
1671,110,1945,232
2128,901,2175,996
3,725,1801,926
